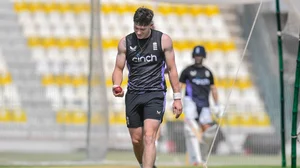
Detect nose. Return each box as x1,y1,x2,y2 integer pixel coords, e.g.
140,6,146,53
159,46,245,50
136,30,141,36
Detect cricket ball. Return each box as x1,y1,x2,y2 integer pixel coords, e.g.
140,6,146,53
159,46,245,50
114,86,122,94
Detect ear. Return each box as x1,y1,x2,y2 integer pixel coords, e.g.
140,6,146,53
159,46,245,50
150,23,155,29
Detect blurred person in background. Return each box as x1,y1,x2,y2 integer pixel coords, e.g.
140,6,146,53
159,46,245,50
179,45,222,165
112,7,182,168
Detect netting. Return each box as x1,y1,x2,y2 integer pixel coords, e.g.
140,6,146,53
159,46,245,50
103,0,300,167
0,0,108,165
150,0,272,4
282,0,300,38
104,0,284,167
0,0,300,167
88,0,109,160
283,0,300,141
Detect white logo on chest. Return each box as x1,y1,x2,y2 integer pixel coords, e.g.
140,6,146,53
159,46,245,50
130,46,137,51
153,42,157,50
132,54,158,63
190,70,197,76
205,70,210,77
192,78,210,85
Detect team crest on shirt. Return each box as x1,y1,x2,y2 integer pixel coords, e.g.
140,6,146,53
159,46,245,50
190,70,197,76
205,70,210,77
153,42,157,50
130,46,137,51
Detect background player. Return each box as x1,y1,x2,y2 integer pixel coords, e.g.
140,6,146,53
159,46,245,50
179,45,221,165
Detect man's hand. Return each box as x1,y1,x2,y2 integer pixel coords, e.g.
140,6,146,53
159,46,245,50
112,85,124,97
173,99,183,119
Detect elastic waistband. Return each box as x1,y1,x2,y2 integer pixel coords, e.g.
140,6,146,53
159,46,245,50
127,90,166,95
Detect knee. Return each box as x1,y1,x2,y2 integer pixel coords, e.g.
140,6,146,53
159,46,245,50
131,136,143,146
143,132,156,146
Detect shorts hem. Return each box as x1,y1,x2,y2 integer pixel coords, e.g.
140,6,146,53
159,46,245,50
127,125,143,128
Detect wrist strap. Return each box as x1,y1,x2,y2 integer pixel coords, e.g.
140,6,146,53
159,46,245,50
173,93,181,100
113,85,120,88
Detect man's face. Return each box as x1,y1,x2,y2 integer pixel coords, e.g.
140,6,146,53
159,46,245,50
134,24,152,39
194,55,204,65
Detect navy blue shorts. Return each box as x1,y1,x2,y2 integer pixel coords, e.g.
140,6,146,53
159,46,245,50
125,91,166,128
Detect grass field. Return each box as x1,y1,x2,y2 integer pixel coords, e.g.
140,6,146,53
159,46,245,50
0,151,299,168
0,165,299,168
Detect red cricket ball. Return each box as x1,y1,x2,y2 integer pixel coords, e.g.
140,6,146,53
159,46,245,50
114,86,122,94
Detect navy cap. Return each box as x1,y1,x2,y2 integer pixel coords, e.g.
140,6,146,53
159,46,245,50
192,45,206,58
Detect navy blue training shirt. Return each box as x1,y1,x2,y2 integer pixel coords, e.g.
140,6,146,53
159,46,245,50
125,29,166,93
179,65,214,107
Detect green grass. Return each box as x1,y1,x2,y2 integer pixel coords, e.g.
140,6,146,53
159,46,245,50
0,151,299,168
0,165,295,168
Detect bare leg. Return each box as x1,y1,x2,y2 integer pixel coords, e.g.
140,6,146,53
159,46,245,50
156,126,161,142
155,126,161,163
143,119,160,168
201,124,210,132
129,127,143,164
184,120,203,165
200,124,218,162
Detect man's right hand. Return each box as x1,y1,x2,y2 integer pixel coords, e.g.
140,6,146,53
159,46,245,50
213,104,224,118
173,99,183,119
112,85,124,97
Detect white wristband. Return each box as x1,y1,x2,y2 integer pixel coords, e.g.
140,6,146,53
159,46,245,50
173,93,181,100
113,85,120,88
